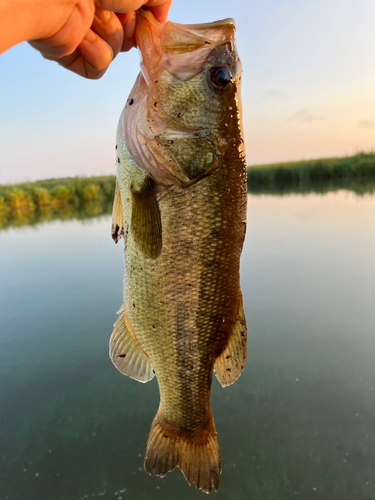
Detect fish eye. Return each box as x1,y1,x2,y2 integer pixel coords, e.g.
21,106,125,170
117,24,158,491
210,67,232,90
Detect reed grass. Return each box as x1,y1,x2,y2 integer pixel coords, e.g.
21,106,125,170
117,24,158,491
32,187,52,206
0,176,115,229
1,152,375,229
247,152,375,193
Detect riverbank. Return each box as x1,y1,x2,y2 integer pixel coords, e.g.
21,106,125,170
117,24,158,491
247,152,375,193
1,152,375,228
0,176,115,229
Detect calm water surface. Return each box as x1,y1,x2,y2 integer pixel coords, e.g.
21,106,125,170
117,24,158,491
0,192,374,500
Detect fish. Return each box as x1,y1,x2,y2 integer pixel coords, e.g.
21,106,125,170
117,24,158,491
110,8,247,494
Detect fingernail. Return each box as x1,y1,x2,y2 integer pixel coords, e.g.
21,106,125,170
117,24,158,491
83,30,97,43
124,16,136,39
96,9,112,23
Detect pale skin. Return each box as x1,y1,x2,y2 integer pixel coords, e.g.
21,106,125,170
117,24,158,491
0,0,172,79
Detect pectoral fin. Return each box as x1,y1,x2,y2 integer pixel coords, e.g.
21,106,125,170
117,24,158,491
131,179,162,259
214,293,247,388
111,180,124,243
109,306,155,383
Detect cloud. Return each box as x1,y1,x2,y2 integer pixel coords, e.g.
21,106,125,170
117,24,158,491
288,109,325,124
358,119,375,129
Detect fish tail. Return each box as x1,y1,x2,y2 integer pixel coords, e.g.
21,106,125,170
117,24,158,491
144,410,221,493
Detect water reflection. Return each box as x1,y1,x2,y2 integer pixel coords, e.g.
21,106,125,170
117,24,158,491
247,176,375,196
0,191,374,499
1,178,375,231
0,198,112,230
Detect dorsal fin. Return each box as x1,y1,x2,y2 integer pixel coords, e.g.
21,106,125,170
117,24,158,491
110,306,155,383
111,180,124,243
214,293,247,387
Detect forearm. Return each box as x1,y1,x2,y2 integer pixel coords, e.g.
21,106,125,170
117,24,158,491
1,0,36,53
0,0,78,54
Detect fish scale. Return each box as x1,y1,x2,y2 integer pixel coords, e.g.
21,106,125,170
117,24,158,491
109,8,247,493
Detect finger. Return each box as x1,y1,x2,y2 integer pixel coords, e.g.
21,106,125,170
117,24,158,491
29,4,94,60
117,12,137,52
92,9,123,59
57,29,113,79
123,13,136,39
147,0,172,23
120,31,136,52
97,0,171,16
96,0,145,13
117,0,171,52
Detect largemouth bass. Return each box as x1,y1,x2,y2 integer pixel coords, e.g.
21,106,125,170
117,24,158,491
110,9,247,493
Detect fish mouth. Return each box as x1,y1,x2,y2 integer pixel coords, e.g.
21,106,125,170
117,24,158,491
136,8,237,84
121,10,239,186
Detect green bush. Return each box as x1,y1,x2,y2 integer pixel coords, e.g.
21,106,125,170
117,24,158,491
82,184,102,202
0,196,6,213
100,178,116,199
0,177,116,230
32,187,52,206
6,189,34,211
0,197,8,228
51,185,76,204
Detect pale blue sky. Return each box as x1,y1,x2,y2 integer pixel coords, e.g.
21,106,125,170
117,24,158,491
1,0,374,183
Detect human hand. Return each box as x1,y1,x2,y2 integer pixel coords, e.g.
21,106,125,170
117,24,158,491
1,0,171,79
30,0,172,79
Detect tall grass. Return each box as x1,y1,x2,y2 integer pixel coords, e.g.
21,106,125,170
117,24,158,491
32,187,52,206
247,152,375,193
1,153,375,229
0,176,115,229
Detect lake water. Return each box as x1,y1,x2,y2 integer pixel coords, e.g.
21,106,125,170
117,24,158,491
0,191,374,500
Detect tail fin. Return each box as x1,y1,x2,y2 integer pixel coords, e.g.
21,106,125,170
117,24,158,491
144,410,221,493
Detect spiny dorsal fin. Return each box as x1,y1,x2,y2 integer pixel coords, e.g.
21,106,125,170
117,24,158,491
111,180,124,243
214,293,247,387
109,306,155,383
131,178,162,259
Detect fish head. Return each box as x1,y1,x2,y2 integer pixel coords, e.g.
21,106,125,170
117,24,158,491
121,9,243,186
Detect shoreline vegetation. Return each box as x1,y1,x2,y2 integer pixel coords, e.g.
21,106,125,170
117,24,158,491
247,152,375,195
1,152,374,229
0,176,115,230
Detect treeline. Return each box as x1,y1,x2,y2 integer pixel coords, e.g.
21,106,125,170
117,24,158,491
247,152,375,194
1,152,375,229
0,176,115,229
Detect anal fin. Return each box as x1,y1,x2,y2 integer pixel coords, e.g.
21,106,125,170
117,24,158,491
214,292,247,388
109,306,155,383
111,180,124,243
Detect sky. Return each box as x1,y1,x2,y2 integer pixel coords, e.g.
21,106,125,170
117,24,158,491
0,0,375,184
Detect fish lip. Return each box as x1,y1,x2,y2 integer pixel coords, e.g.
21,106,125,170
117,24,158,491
136,10,237,85
136,7,160,25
